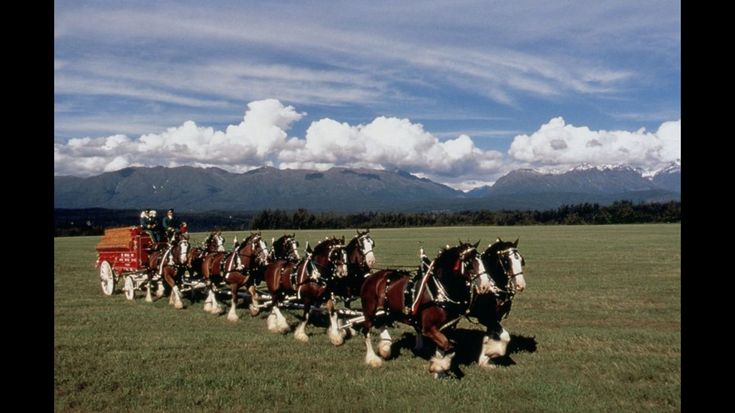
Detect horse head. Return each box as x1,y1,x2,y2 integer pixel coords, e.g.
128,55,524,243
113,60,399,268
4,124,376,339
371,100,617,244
239,233,269,267
482,237,526,293
431,241,486,298
347,229,376,270
312,237,348,278
204,231,226,253
172,235,190,266
272,233,300,261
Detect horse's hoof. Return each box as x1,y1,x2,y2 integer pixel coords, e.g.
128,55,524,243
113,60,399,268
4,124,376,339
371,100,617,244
249,305,260,317
295,331,309,342
266,314,278,332
365,356,383,368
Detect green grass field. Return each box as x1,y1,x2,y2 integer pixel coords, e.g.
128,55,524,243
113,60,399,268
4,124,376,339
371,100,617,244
55,224,680,412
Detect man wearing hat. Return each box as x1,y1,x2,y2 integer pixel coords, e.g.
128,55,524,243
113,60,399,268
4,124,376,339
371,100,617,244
162,208,181,240
146,209,162,244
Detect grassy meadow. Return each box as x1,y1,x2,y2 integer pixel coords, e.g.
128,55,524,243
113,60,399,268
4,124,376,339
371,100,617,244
55,224,680,412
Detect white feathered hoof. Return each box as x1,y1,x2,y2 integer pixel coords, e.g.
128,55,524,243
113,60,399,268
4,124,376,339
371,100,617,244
378,341,392,359
267,313,278,332
365,351,383,368
478,353,497,369
145,288,153,303
227,307,239,322
294,322,309,342
328,327,344,346
429,352,454,374
209,304,223,315
156,282,164,298
276,317,290,334
249,303,260,317
203,301,212,312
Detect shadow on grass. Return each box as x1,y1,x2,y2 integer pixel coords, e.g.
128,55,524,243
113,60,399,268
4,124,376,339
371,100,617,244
389,329,537,380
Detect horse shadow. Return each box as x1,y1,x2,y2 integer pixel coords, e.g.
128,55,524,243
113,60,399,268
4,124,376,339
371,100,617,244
394,329,538,380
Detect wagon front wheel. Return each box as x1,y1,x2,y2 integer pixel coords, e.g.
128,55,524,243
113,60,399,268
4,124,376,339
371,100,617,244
123,275,135,300
99,261,115,296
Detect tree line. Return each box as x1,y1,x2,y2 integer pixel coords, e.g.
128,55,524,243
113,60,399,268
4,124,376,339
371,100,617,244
249,201,680,229
54,201,680,237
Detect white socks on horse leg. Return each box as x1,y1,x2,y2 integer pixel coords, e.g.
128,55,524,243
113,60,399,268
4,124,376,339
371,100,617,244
328,312,344,346
377,329,392,358
364,332,383,368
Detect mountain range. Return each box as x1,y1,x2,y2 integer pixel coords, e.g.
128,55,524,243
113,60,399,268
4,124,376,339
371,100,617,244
54,163,680,212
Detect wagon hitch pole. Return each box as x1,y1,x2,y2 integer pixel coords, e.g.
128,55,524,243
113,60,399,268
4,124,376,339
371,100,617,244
338,310,385,331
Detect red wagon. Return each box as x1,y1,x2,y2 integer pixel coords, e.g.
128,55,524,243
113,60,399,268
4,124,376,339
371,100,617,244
95,226,162,299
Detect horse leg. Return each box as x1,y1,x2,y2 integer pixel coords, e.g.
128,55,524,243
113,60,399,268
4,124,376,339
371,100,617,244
326,299,344,346
479,326,511,368
208,285,223,315
413,327,425,352
145,277,153,303
248,284,260,316
424,326,455,378
227,281,239,322
274,306,290,333
156,280,164,298
377,328,392,359
363,331,383,368
171,285,184,309
294,305,310,342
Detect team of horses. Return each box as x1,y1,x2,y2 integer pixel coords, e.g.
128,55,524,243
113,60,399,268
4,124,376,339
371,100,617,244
139,229,526,377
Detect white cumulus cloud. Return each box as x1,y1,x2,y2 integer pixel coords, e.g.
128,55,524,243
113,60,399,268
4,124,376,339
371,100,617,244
54,99,505,187
508,117,680,170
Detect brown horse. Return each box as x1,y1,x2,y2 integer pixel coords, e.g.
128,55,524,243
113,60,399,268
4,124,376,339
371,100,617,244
332,229,376,302
359,241,492,377
269,233,300,262
186,231,226,280
470,238,527,368
245,233,301,316
263,237,348,343
221,232,270,321
145,233,191,308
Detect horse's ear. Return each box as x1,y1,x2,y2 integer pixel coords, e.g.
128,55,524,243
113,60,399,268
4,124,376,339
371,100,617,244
474,240,480,248
366,228,370,233
305,241,313,254
233,236,238,245
341,235,345,243
458,239,462,246
356,229,360,236
513,237,519,247
496,237,502,243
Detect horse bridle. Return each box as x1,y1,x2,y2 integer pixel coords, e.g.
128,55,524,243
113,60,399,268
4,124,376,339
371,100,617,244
353,234,374,266
237,236,269,266
497,247,525,280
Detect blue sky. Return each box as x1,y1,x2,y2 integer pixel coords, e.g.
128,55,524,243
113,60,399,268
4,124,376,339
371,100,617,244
54,0,680,190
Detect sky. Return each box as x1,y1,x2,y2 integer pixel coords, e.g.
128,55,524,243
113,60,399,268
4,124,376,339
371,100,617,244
54,0,680,191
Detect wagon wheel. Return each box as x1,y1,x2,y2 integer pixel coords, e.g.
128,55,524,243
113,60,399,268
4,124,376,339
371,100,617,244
99,261,115,296
123,275,135,300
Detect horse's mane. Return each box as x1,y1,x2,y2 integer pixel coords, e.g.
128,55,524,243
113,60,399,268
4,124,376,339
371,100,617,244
433,244,464,269
313,237,342,256
483,240,515,257
273,234,294,252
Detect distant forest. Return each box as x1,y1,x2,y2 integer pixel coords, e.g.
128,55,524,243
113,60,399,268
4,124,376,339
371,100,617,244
55,200,680,237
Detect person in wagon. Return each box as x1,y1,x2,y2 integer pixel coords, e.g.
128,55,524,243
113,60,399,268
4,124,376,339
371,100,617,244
162,208,181,240
139,209,150,229
146,209,162,244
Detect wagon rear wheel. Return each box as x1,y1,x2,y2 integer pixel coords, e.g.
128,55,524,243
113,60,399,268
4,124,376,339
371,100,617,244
123,275,135,300
99,261,115,296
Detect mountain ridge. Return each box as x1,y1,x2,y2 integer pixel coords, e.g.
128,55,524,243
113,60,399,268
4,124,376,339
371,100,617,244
54,163,680,212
